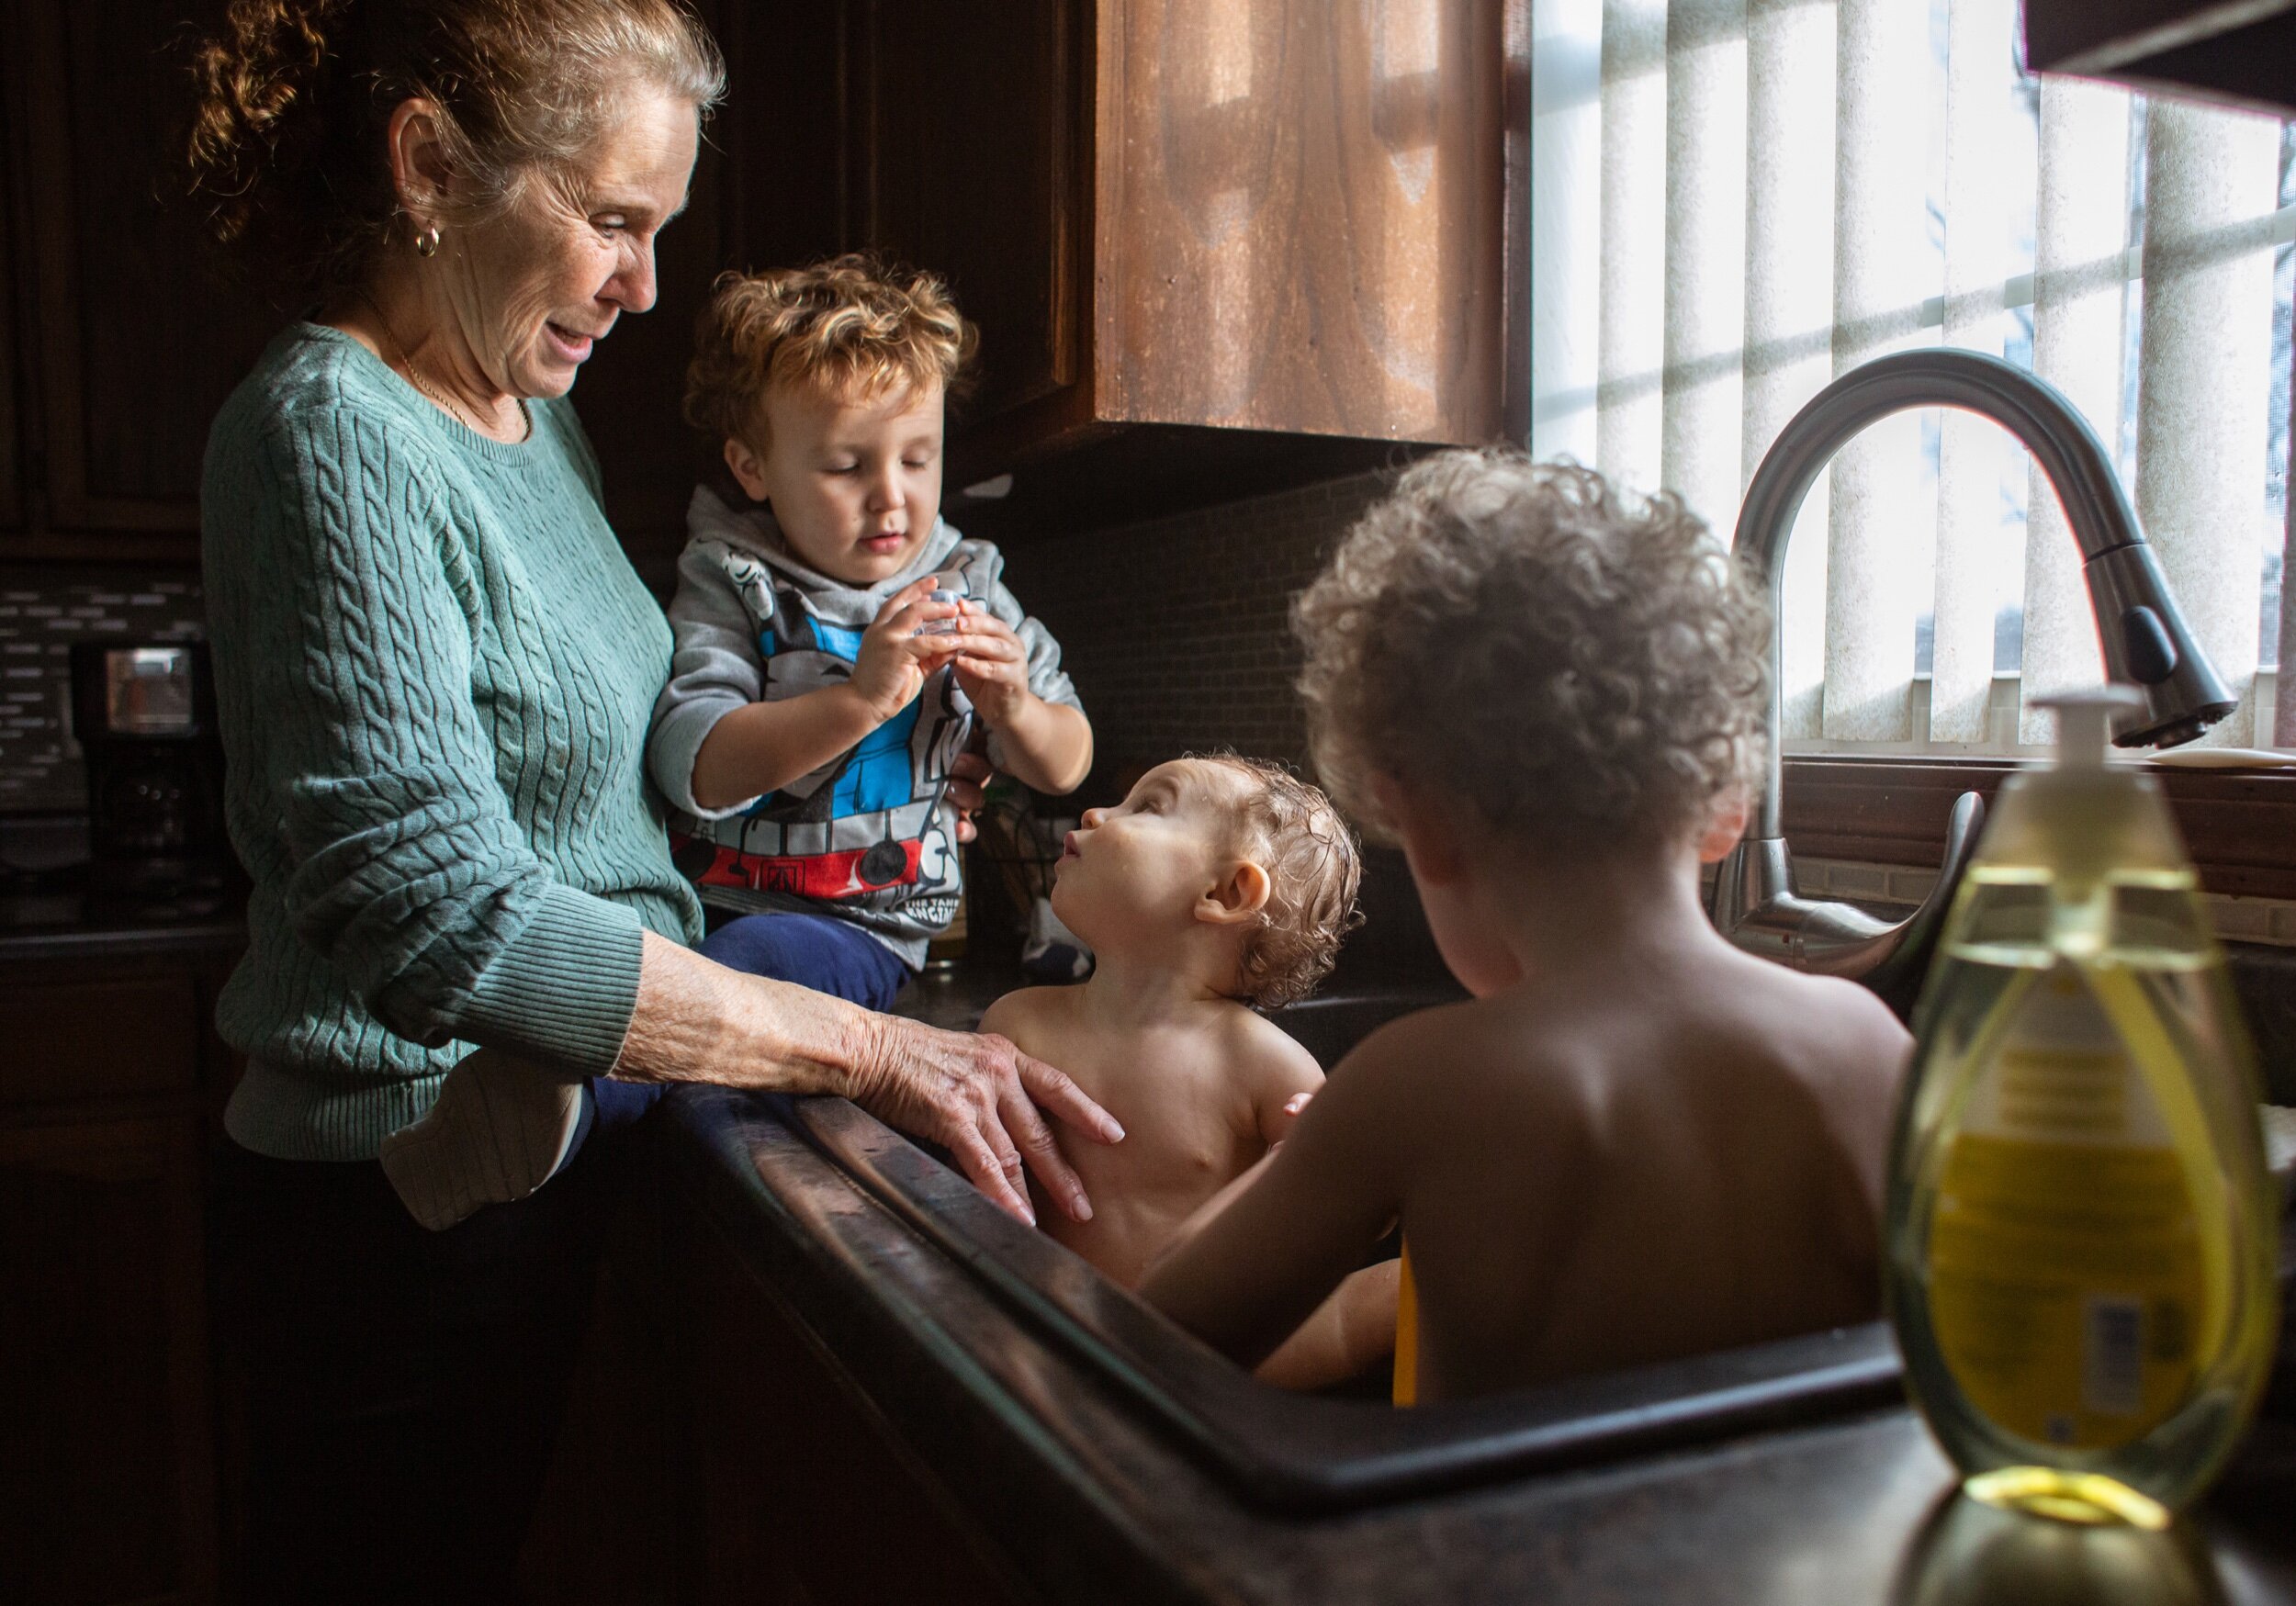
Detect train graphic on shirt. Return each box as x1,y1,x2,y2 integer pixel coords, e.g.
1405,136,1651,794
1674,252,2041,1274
669,569,974,943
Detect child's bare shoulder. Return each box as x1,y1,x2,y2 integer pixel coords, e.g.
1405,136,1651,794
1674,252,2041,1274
1724,956,1909,1071
1322,994,1560,1116
978,984,1081,1047
1214,1001,1322,1095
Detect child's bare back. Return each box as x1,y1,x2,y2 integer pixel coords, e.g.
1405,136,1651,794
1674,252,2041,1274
1351,944,1902,1398
982,984,1318,1287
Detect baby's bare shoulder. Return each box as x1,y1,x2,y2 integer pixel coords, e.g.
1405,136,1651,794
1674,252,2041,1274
1222,1005,1323,1095
978,984,1079,1050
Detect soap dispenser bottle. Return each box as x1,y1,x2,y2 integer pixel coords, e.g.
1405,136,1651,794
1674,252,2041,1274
1885,687,2279,1525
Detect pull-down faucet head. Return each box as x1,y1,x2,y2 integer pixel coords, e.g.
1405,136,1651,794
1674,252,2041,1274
1714,347,2235,1012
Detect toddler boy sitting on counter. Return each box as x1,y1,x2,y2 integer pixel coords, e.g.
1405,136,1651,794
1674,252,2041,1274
984,755,1401,1388
1142,453,1913,1404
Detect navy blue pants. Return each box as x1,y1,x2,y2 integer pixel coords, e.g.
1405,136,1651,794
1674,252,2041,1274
580,911,912,1136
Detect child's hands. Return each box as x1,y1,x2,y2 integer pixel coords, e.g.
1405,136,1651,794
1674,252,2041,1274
944,612,1037,726
848,577,965,722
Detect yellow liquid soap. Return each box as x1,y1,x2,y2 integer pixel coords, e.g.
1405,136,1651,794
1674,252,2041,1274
1885,692,2279,1522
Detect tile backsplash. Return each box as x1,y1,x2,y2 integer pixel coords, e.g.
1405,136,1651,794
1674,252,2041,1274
1007,469,1388,799
0,568,206,813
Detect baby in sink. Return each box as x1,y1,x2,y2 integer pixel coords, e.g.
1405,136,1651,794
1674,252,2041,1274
981,755,1398,1387
1141,453,1913,1404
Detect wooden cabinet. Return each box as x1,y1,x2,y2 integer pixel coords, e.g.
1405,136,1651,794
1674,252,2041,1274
0,0,1522,563
0,955,237,1606
2025,0,2296,117
711,0,1524,544
0,0,285,558
0,99,21,535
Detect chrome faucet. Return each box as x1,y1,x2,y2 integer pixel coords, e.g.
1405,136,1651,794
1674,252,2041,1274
1712,348,2236,1013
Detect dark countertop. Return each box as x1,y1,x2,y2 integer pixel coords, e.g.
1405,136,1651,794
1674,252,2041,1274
0,816,245,964
659,1084,2296,1605
0,898,246,963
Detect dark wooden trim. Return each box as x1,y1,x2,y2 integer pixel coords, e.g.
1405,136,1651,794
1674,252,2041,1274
0,24,22,535
1782,754,2296,900
1499,0,1532,446
0,530,200,566
12,0,213,534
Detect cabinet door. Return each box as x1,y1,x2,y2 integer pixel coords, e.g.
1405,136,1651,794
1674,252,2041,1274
6,0,284,539
849,0,1091,442
0,1112,217,1606
1097,0,1508,444
0,95,21,533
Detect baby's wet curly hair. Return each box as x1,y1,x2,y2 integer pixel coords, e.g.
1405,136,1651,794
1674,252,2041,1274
1193,755,1362,1012
1292,453,1769,856
684,253,977,445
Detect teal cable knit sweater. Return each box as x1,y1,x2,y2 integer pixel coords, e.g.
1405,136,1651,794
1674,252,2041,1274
202,323,703,1162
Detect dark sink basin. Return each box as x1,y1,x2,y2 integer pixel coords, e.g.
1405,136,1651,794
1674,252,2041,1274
1259,983,1468,1068
765,982,1906,1515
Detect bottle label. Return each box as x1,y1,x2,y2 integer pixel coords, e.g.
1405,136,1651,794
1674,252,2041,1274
1925,962,2202,1449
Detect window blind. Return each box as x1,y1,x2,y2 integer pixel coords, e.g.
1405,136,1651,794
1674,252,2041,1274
1529,0,2294,752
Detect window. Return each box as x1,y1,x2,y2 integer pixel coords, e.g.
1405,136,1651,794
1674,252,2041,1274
1527,0,2296,757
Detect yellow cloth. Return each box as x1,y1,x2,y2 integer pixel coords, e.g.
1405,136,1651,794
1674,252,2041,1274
1392,1242,1419,1406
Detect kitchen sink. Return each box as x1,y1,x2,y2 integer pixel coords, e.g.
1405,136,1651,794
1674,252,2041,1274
771,982,1908,1514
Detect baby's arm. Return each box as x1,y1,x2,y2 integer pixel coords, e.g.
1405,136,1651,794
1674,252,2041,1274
688,575,967,811
1248,1027,1324,1149
1141,1031,1408,1371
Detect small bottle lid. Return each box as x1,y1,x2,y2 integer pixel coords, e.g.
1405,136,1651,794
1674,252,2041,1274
2035,685,2146,770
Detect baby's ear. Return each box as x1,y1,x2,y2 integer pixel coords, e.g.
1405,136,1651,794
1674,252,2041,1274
1196,859,1273,927
1694,788,1752,864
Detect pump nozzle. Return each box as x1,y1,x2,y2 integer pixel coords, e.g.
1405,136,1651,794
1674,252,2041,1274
2037,685,2148,770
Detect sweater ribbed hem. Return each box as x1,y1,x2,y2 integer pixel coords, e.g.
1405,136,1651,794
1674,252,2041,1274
456,882,644,1078
223,1060,451,1162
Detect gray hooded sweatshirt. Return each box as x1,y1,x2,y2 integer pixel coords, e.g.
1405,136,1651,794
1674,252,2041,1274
647,486,1082,967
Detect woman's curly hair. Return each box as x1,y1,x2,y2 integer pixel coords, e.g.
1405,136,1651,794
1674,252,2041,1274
1292,452,1769,855
183,0,725,299
1195,755,1363,1011
683,253,978,444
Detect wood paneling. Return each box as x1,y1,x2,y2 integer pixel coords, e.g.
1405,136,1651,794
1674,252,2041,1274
1781,754,2296,901
8,0,283,538
2025,1,2296,118
850,0,1090,432
0,977,199,1107
0,1110,215,1606
0,85,21,534
671,1194,1026,1606
1097,0,1508,443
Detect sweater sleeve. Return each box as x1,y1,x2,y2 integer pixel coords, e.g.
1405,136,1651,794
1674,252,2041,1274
647,539,771,819
225,410,642,1076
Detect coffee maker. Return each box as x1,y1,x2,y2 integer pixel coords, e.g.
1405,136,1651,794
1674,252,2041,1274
69,641,229,901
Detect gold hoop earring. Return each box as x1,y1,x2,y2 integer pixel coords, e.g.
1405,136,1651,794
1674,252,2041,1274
414,224,441,258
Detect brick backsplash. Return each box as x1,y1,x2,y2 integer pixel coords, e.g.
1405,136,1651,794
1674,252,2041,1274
0,567,206,813
1002,470,1388,800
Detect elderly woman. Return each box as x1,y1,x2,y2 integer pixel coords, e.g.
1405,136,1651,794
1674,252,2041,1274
184,1,1114,1596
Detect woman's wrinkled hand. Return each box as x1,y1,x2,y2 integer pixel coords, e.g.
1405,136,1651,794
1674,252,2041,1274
843,1012,1123,1224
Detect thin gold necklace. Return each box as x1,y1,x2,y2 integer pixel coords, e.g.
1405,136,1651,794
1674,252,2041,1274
355,291,521,442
